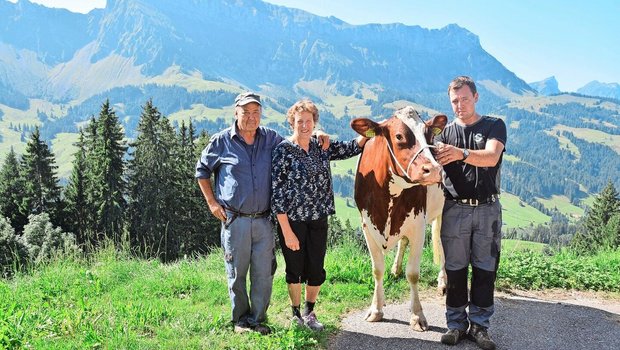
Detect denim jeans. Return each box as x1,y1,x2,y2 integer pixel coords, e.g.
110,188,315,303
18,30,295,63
221,215,276,326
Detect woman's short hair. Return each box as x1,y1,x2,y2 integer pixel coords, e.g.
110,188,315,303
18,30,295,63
287,99,319,126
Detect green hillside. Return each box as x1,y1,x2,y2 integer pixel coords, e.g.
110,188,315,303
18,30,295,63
500,192,550,229
537,194,584,221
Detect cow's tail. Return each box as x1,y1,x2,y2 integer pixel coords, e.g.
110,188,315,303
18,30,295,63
431,215,444,265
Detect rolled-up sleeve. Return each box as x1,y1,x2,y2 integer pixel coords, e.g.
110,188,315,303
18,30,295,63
271,144,291,215
195,137,221,179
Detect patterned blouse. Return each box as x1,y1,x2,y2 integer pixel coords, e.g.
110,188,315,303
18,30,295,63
271,138,362,222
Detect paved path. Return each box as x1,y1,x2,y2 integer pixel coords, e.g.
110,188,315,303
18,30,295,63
329,292,620,350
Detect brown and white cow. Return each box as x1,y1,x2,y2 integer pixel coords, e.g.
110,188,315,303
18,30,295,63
351,106,447,331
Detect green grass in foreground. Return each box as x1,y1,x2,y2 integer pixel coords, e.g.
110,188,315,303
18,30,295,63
1,241,619,349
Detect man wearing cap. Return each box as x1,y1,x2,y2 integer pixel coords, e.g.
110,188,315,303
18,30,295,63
195,92,328,335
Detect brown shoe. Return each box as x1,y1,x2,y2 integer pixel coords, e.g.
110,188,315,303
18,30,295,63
468,324,496,350
441,328,467,345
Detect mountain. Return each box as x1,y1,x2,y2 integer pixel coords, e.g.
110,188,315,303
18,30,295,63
1,0,534,104
577,81,620,100
0,0,619,226
529,76,560,95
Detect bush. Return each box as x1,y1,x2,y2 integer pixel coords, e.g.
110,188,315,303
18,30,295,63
20,212,81,264
0,216,27,277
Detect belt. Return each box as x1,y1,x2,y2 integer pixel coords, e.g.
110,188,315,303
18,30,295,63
224,207,270,219
451,194,498,206
223,207,270,228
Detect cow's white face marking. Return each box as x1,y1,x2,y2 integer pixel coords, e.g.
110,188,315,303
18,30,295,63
395,106,439,168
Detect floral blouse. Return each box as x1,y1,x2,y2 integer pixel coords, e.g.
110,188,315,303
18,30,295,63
271,138,361,222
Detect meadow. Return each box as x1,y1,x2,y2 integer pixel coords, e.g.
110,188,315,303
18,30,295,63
1,239,619,349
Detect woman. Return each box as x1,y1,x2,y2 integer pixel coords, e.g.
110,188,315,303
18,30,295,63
271,99,367,330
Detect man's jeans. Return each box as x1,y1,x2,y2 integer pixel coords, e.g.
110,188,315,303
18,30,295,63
221,215,276,326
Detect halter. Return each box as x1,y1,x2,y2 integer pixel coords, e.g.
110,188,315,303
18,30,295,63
385,140,435,183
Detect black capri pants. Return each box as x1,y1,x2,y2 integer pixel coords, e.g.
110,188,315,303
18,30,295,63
277,216,328,286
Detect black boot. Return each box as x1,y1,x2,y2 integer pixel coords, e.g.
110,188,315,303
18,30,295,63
468,323,496,350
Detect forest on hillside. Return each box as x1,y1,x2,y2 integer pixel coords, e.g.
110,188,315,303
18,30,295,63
2,97,620,278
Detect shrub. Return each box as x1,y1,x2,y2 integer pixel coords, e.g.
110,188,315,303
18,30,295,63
20,212,81,264
0,216,27,277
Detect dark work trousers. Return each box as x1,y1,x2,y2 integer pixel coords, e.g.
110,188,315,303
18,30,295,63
441,199,502,330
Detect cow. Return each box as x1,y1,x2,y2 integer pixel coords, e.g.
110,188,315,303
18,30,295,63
351,106,447,331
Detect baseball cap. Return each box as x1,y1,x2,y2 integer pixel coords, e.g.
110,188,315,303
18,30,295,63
235,92,262,107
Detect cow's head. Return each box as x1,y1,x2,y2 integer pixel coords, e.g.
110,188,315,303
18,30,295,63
351,106,447,186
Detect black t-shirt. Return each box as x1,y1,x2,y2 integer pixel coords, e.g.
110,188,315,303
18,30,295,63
436,116,507,200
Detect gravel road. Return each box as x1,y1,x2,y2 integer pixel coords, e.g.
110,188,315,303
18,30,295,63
329,291,620,350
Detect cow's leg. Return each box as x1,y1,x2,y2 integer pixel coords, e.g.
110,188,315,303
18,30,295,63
390,236,408,277
431,216,447,295
406,224,428,331
363,227,385,322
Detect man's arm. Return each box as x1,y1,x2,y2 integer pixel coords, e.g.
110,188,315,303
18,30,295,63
313,130,331,150
197,178,226,222
436,139,504,167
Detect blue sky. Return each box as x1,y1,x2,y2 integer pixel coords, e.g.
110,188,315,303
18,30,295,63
18,0,620,92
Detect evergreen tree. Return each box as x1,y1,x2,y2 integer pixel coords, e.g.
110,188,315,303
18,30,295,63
64,130,89,244
177,122,219,255
127,100,182,261
0,148,27,231
603,214,620,249
81,116,99,244
18,126,63,229
91,100,127,242
571,181,620,254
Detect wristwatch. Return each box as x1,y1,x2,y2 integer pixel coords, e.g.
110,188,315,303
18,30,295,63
462,148,470,161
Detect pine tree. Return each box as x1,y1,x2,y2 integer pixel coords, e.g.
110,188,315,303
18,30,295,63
91,100,127,242
18,126,63,229
572,181,620,254
0,148,27,231
64,130,89,244
127,100,182,261
177,122,219,255
81,116,99,244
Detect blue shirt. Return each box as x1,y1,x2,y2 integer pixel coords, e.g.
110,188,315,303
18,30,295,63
195,124,283,213
271,138,361,222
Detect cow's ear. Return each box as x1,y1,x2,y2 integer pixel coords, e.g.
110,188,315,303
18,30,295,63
426,114,448,136
351,118,381,138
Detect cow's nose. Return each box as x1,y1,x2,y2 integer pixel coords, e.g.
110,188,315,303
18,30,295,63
421,163,442,185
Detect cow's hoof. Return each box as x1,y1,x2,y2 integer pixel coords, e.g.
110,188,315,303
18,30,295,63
364,310,384,322
410,315,428,332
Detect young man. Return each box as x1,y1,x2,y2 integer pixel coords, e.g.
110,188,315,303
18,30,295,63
435,76,507,350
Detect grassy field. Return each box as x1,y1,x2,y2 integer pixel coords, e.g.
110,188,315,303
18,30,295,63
551,124,620,155
2,241,619,349
500,192,550,229
536,194,585,220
